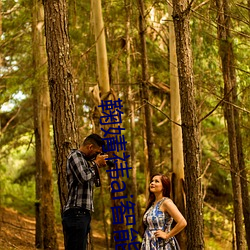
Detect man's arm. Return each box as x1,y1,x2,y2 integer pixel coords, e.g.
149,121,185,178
69,151,108,184
69,151,95,183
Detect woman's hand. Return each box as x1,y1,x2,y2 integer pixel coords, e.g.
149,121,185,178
154,230,169,240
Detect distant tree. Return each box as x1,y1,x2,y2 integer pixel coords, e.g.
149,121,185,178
216,0,247,248
43,0,78,211
32,0,58,249
172,0,204,249
91,1,110,249
92,0,109,95
137,0,155,180
125,0,138,232
92,1,127,248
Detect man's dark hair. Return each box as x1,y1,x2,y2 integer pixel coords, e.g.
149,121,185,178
83,134,105,148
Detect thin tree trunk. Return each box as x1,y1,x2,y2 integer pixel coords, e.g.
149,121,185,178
92,0,109,94
125,0,138,232
32,1,58,249
43,0,78,211
33,1,43,243
172,0,204,249
91,2,111,249
216,0,246,248
137,0,155,178
235,112,250,248
89,92,109,250
168,3,186,249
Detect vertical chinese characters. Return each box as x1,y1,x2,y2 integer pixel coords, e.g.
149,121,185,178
98,98,141,249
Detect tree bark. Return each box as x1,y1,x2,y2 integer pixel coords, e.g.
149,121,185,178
92,1,126,248
235,111,250,249
125,0,138,232
172,0,204,249
43,0,78,211
92,0,110,94
137,0,155,178
168,3,186,249
216,0,247,248
32,0,58,249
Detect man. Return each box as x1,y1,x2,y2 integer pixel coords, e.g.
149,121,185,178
62,134,108,250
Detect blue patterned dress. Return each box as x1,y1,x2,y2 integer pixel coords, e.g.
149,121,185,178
141,198,180,250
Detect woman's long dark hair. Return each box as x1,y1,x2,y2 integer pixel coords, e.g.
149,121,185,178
142,173,171,234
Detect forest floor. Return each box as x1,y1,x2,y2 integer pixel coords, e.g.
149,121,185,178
0,207,108,250
0,206,232,250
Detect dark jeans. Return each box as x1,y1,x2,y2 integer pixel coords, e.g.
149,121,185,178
62,208,91,250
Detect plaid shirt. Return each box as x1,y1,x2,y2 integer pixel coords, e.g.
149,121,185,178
64,149,97,212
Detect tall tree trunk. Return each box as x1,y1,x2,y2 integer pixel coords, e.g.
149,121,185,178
32,1,58,249
43,0,78,211
91,2,110,249
172,1,204,249
89,90,109,250
92,0,109,94
137,0,155,179
216,0,246,248
92,1,126,248
33,1,43,247
168,3,186,249
235,111,250,248
125,0,138,232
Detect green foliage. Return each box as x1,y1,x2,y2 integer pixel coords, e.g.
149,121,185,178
204,205,233,249
13,163,36,184
0,139,36,215
2,180,36,216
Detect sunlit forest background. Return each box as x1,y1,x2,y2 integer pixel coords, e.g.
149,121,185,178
0,0,249,249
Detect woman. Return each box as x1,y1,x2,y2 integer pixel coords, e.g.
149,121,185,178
141,173,187,250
